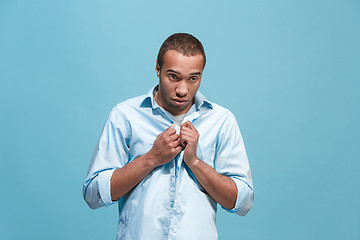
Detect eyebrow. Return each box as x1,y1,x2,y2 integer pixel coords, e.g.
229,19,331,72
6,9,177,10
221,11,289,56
166,69,181,75
166,69,202,76
189,72,202,76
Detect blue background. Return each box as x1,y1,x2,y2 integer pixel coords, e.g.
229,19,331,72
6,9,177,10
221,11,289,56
1,1,359,239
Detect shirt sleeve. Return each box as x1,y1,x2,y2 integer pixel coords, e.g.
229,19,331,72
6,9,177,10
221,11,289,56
214,111,254,216
82,108,130,209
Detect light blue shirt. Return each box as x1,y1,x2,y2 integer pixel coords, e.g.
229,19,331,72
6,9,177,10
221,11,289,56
83,85,254,240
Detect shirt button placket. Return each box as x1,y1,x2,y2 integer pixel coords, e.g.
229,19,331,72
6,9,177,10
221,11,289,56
167,158,176,240
169,152,186,240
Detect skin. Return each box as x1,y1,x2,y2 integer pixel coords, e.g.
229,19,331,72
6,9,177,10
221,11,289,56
155,50,203,116
110,50,237,210
179,121,237,209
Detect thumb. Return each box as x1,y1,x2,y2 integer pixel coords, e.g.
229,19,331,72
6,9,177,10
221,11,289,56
165,123,175,132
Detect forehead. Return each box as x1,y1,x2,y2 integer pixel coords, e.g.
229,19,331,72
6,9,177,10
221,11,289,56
161,50,204,73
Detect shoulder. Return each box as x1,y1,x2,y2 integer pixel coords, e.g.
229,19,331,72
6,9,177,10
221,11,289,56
204,102,241,136
103,94,147,124
210,102,237,121
110,94,147,116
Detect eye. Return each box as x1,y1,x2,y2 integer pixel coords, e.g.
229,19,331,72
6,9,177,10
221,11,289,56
190,76,198,82
169,74,178,80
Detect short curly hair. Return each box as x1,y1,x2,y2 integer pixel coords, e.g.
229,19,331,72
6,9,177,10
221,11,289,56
157,33,206,69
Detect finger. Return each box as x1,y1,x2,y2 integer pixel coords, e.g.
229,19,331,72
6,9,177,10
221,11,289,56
179,127,195,137
179,140,187,149
185,121,196,131
174,145,183,154
180,124,190,133
180,134,190,145
170,140,181,148
180,133,197,146
169,133,180,141
180,133,193,141
179,129,190,139
181,127,198,141
164,124,176,135
181,121,191,129
180,121,197,132
166,123,175,130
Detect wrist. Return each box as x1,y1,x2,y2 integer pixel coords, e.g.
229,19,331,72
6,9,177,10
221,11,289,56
144,150,160,168
185,156,200,169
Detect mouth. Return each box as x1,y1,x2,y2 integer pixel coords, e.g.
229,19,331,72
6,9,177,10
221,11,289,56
172,98,189,106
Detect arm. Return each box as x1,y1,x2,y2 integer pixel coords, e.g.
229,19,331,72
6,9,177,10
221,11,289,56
110,124,182,201
83,109,181,209
214,112,254,216
180,121,237,209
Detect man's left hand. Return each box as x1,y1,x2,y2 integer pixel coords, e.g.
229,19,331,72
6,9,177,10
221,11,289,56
180,121,199,166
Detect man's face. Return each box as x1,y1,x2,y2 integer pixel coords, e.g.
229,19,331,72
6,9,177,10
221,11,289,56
155,50,204,116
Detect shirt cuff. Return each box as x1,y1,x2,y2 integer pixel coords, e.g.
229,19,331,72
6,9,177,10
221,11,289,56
222,177,254,216
97,169,118,207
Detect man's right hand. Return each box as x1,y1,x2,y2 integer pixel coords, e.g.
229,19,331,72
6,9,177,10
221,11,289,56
110,124,182,201
147,124,182,167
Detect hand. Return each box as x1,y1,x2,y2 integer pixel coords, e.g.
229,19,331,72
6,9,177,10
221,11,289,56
147,124,182,167
180,121,200,166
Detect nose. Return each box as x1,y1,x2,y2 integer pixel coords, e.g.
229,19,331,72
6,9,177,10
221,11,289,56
175,81,188,98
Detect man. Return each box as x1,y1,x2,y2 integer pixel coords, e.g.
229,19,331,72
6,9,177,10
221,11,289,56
83,33,254,240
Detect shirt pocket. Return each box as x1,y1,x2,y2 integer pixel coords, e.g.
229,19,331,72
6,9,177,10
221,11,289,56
186,143,216,193
196,141,216,168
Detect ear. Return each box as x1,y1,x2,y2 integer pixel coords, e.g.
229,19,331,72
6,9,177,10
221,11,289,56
155,60,160,78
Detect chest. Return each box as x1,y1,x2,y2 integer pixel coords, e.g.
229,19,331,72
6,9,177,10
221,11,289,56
126,111,221,167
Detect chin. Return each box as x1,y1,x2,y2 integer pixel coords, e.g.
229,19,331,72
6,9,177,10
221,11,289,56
165,99,190,114
173,106,189,114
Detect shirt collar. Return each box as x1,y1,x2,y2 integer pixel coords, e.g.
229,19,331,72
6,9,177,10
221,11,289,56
140,84,213,111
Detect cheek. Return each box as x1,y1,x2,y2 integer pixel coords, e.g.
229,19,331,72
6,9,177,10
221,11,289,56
159,80,173,99
161,79,175,94
190,84,200,95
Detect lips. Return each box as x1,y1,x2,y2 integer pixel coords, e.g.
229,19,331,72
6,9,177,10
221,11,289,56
172,98,189,106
